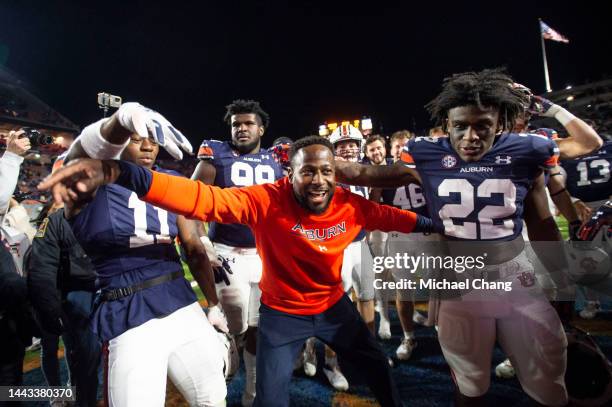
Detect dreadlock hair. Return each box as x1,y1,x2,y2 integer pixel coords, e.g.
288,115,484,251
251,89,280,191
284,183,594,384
224,99,270,129
426,68,526,133
288,136,334,166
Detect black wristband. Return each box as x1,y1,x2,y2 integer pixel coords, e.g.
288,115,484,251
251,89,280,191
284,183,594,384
549,187,567,197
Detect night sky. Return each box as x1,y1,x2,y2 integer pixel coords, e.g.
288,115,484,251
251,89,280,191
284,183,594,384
1,1,611,148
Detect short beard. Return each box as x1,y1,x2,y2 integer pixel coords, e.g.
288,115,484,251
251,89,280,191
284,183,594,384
293,189,334,214
231,138,260,155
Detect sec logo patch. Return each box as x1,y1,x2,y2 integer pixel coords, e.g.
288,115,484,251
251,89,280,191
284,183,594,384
441,155,457,168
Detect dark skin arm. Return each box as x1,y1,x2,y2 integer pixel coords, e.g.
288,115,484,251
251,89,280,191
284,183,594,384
66,114,133,163
524,172,572,295
556,117,602,159
177,215,219,306
525,172,562,242
191,160,217,184
63,115,133,217
547,168,581,239
368,188,383,203
548,173,579,223
334,160,420,188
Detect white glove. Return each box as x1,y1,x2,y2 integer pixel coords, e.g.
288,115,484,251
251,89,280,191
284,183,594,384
116,102,193,160
207,305,229,333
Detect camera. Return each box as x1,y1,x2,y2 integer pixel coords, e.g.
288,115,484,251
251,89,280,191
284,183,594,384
20,127,54,147
97,92,122,109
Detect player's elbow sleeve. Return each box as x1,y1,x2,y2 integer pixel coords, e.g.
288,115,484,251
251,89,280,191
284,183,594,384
412,215,440,234
115,160,153,196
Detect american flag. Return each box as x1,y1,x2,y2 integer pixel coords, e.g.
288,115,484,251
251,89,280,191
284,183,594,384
540,20,569,43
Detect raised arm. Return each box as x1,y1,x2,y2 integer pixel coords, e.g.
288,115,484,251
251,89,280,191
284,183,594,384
66,102,192,163
527,93,602,159
555,117,602,159
335,160,420,188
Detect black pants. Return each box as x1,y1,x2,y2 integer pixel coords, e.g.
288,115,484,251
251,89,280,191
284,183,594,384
0,350,25,407
253,294,402,407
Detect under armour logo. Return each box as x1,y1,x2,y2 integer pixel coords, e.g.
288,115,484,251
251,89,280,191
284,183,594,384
516,272,535,287
260,154,270,160
318,245,327,252
495,155,512,165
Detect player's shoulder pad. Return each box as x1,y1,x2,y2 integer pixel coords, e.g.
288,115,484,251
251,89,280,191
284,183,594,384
520,132,559,167
197,139,225,160
401,136,445,166
534,127,559,140
412,136,444,145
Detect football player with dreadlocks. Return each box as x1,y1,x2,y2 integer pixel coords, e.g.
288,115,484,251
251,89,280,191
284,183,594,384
192,99,284,406
335,68,573,406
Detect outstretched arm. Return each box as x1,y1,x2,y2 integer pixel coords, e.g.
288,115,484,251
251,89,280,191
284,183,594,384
38,159,259,225
335,160,420,188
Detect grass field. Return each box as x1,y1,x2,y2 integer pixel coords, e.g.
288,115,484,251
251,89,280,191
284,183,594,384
556,215,569,239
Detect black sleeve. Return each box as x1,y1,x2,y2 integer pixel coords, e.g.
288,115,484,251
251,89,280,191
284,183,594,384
26,213,64,334
0,245,27,310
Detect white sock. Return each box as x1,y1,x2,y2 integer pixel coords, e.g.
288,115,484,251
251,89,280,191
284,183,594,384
243,349,256,397
404,331,415,340
377,300,390,323
325,354,339,369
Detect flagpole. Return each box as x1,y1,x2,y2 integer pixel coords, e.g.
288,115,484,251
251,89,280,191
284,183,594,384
539,18,552,92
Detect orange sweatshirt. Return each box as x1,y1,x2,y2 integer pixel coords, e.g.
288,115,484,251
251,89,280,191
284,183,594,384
142,171,421,314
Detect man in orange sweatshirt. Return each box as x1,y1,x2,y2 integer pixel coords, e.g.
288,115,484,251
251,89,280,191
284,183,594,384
40,116,439,407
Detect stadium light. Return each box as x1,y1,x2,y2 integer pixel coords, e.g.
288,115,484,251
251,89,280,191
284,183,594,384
566,95,574,101
565,85,572,90
318,125,329,137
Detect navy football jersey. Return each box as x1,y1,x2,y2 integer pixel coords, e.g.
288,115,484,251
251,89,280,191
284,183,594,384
381,182,429,217
402,134,558,241
561,141,612,204
337,183,369,241
198,140,284,247
71,167,196,340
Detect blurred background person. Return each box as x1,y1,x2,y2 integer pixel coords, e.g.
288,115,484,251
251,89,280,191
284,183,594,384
1,130,30,215
27,201,101,407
